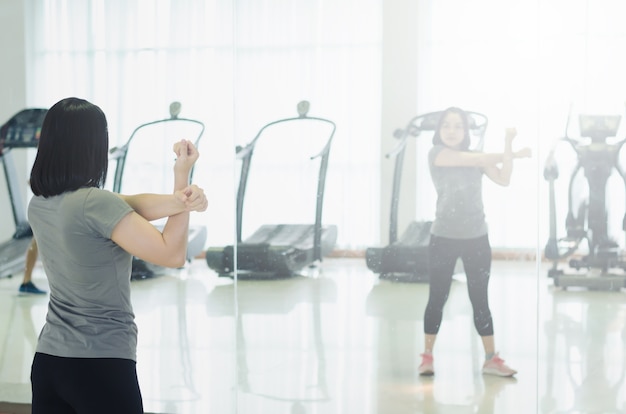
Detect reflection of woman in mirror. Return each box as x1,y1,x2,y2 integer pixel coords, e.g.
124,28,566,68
419,107,531,377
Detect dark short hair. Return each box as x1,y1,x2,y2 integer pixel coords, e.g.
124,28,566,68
30,97,109,197
432,106,471,150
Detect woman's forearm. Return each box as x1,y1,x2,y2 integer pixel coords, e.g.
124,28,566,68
174,170,190,191
499,138,514,182
118,193,185,221
160,210,190,265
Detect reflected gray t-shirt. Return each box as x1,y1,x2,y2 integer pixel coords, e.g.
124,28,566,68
28,187,137,360
428,145,488,239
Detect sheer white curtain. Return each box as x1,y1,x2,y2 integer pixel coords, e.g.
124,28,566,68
415,0,626,249
232,1,382,250
25,0,382,250
24,0,236,246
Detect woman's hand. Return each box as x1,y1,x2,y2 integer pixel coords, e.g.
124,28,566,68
174,184,208,212
515,147,532,158
173,139,199,177
505,128,517,143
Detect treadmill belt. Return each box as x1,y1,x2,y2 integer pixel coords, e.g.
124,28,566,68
245,224,317,249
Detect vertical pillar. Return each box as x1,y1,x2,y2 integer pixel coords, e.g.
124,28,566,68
380,0,419,245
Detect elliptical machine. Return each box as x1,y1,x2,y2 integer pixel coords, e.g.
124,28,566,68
544,112,626,291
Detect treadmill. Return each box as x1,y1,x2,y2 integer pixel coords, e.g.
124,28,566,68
0,108,48,279
109,102,207,279
366,110,488,282
205,101,338,279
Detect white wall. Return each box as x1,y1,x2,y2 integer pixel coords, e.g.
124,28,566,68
0,0,28,241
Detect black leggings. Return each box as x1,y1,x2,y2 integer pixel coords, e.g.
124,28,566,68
423,234,494,337
31,352,143,414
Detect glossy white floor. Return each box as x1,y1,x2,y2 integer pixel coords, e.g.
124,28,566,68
1,257,625,414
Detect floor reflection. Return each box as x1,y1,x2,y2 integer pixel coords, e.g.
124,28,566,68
541,290,626,413
236,276,334,405
0,258,625,413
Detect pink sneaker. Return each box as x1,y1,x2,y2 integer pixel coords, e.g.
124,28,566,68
419,353,434,376
482,353,517,377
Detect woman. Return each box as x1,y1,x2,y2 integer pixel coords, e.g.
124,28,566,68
28,97,208,413
419,107,531,377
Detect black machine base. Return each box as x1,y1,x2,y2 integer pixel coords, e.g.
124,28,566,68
552,271,626,292
206,224,338,279
548,248,626,291
366,221,431,283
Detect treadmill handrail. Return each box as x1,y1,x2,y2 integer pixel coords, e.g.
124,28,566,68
111,111,205,193
0,108,48,237
235,109,336,263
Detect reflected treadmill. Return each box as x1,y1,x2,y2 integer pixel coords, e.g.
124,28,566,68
0,108,48,278
205,101,338,279
366,110,488,282
109,102,207,279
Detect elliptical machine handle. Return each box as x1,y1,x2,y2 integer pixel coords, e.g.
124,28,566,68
543,150,559,181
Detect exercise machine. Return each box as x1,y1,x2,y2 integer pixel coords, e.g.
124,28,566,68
109,102,207,280
544,112,626,290
205,101,338,279
366,110,488,282
0,108,48,278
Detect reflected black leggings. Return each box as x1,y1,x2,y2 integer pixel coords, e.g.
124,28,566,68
31,352,143,414
423,234,494,336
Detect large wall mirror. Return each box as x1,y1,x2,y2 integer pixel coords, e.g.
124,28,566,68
228,0,626,413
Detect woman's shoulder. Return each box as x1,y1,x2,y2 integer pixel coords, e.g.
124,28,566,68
428,145,446,163
67,187,125,208
75,187,115,196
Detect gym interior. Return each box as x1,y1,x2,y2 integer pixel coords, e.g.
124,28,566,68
1,1,626,413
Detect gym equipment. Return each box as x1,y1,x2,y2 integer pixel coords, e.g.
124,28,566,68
0,108,48,278
205,101,338,279
544,112,626,290
366,110,488,282
109,102,207,280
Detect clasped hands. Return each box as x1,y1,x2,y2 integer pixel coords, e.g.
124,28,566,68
173,139,208,213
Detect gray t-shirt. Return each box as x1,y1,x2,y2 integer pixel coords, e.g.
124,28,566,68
28,187,137,360
428,145,488,239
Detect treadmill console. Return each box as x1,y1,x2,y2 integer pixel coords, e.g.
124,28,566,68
0,108,48,152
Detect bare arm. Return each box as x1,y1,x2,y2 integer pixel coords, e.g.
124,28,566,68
434,149,508,168
117,185,207,222
111,140,203,268
483,128,516,186
434,128,531,186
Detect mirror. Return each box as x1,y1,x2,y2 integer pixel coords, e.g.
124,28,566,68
227,2,540,412
229,0,626,413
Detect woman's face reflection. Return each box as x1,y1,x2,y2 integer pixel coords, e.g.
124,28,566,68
439,113,466,149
